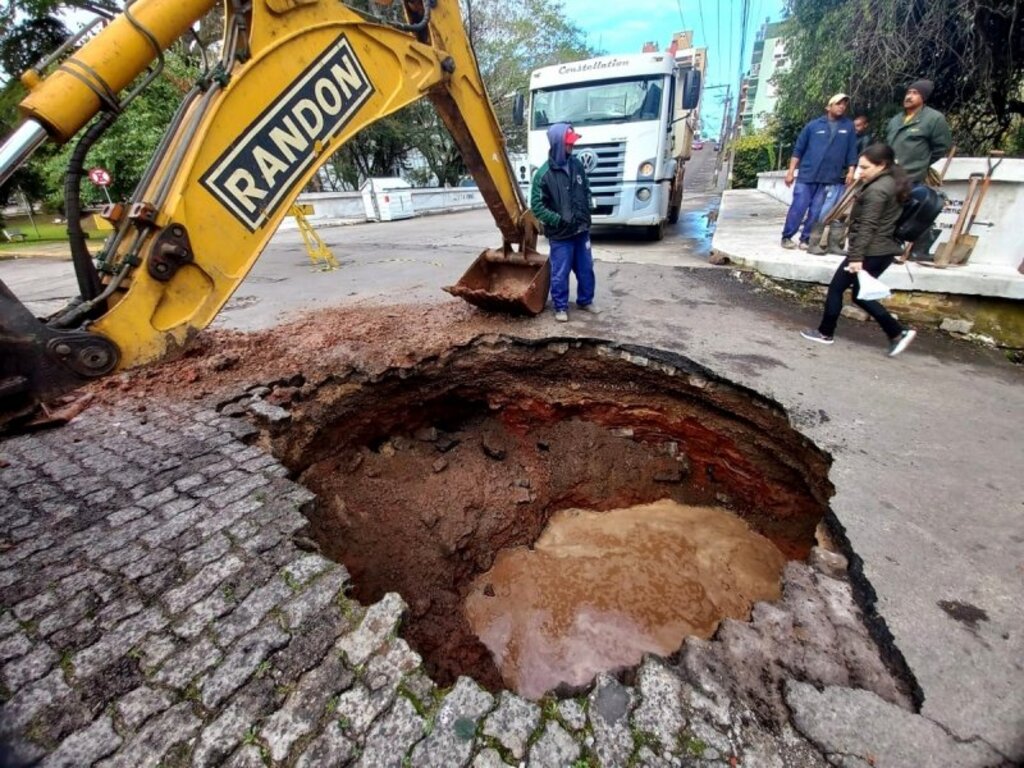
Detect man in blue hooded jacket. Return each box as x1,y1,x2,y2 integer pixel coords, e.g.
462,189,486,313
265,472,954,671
780,94,858,249
530,123,595,322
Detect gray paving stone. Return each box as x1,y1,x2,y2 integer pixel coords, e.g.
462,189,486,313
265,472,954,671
115,685,174,730
194,496,263,537
410,677,494,768
98,542,148,569
191,677,277,768
528,721,581,768
140,503,211,547
153,635,223,689
122,548,175,580
0,667,72,736
72,606,168,679
223,744,267,768
338,592,406,667
162,553,245,615
12,589,59,622
363,638,421,693
334,683,392,737
632,656,687,753
281,567,348,629
355,696,425,768
259,649,354,762
173,589,236,640
786,681,1004,768
588,674,636,768
295,720,356,768
2,641,57,692
96,701,201,768
38,714,122,768
214,572,292,646
0,631,32,663
179,533,232,573
557,699,587,732
471,748,506,768
0,611,20,639
282,553,332,587
199,622,289,709
482,691,541,759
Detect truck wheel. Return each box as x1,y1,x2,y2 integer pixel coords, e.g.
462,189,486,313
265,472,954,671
667,204,681,224
646,222,665,241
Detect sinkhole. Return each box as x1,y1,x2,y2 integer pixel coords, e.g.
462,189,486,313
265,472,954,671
263,337,834,699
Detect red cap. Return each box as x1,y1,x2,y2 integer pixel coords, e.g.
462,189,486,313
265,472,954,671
565,127,583,145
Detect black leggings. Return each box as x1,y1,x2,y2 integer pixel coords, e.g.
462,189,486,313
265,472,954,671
818,256,903,339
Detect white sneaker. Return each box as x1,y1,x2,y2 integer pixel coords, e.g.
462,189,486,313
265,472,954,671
888,329,917,357
554,310,569,322
576,303,600,314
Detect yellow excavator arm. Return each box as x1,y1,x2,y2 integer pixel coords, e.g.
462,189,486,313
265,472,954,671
0,0,546,425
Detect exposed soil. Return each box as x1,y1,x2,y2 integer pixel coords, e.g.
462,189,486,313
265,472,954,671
255,337,834,693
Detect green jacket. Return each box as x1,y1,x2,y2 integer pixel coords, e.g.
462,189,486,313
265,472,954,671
847,171,904,261
885,106,952,183
530,157,591,240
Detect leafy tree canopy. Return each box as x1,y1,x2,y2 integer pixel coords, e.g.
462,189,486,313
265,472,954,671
774,0,1024,154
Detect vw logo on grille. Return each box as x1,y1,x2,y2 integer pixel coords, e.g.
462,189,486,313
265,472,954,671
576,149,598,173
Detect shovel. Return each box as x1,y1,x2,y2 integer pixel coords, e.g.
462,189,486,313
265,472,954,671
945,151,1004,265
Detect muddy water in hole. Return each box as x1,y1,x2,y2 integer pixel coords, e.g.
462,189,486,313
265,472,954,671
464,499,786,699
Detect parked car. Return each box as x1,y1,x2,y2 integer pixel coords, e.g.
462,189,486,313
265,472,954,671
713,141,721,152
692,140,704,150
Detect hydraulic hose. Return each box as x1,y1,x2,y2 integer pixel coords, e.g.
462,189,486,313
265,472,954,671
64,111,119,303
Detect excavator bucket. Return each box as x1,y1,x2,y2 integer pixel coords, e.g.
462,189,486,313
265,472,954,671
445,247,550,315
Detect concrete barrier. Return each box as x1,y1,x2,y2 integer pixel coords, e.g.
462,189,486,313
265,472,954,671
278,187,487,230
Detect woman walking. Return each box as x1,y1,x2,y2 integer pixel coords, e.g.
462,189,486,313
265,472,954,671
800,143,917,357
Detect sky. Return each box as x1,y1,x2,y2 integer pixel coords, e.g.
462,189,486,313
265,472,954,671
559,0,788,137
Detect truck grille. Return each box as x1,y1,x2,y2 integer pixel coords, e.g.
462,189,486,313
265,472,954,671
576,142,625,210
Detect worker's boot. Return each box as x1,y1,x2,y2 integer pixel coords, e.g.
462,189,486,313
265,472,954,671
826,222,847,255
911,227,939,261
806,221,827,255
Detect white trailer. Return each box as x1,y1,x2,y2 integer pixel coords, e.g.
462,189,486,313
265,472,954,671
527,49,702,240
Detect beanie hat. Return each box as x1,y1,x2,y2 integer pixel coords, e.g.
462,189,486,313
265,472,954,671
908,79,934,101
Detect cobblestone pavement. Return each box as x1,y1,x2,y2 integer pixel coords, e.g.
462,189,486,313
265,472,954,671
0,405,1009,767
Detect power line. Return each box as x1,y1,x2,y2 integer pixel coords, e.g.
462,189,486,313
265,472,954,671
696,0,708,43
675,0,685,28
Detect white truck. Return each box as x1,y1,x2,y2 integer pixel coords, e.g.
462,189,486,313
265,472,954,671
527,46,703,240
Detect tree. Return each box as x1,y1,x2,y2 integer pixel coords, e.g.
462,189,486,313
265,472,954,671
774,0,1024,154
467,0,597,150
37,51,200,210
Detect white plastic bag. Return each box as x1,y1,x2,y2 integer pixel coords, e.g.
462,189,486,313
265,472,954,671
857,270,891,301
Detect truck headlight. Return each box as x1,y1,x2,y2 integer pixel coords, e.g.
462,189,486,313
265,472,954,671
637,160,655,179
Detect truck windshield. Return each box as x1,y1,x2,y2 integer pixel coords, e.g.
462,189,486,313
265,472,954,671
531,76,665,129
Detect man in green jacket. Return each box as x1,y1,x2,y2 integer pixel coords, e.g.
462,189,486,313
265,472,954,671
886,79,952,257
530,123,596,323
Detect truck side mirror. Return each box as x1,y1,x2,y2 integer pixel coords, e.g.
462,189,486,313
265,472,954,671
512,93,526,128
682,70,702,110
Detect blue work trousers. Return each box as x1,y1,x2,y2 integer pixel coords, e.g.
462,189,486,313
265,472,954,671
782,182,829,242
817,183,847,222
548,231,595,312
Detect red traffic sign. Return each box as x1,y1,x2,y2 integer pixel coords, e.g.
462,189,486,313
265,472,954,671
88,167,112,187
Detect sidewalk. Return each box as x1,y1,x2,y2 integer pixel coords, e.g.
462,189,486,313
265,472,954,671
710,190,1024,300
0,241,99,261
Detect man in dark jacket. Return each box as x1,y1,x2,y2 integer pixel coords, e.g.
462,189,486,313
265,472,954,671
530,123,595,322
854,115,873,155
886,79,952,258
781,94,858,249
886,79,952,184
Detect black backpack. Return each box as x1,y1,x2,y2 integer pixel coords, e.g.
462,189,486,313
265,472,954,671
895,185,945,242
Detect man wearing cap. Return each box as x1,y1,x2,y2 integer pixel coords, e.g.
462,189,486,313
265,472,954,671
780,94,859,250
886,79,952,185
530,122,596,322
886,79,952,258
